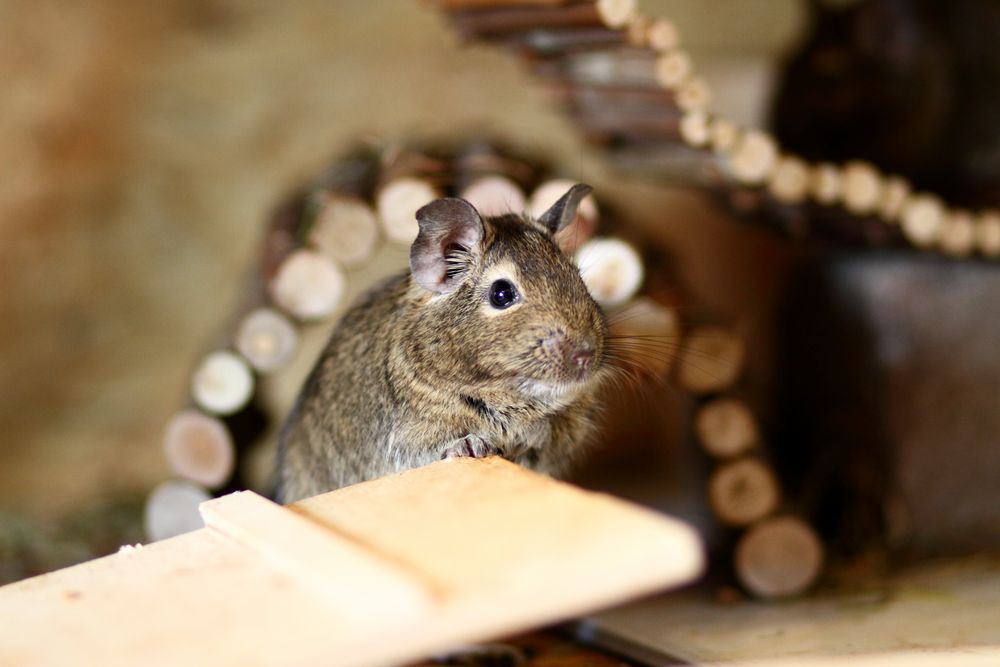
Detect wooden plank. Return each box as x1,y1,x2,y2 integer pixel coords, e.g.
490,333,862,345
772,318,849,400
292,457,702,599
0,530,386,667
289,457,704,665
200,490,435,616
0,458,703,667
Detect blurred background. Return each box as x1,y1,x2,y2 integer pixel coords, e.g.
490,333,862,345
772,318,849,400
10,0,999,589
0,0,800,531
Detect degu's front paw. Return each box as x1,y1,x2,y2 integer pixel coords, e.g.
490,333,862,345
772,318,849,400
441,434,500,460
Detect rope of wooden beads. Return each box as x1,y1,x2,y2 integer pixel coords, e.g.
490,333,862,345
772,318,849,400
609,0,1000,258
432,0,1000,260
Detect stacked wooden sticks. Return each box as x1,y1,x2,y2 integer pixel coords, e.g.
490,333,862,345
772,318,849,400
684,342,824,599
431,0,1000,260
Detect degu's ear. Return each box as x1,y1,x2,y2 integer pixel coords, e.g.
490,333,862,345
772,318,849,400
410,197,485,294
537,183,593,235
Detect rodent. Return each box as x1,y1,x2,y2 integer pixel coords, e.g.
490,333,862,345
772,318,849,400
276,184,607,503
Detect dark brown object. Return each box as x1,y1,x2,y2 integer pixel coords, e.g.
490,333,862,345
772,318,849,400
771,251,1000,554
450,3,603,39
771,0,1000,209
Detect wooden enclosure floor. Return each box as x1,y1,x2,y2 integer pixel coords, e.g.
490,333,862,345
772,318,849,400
584,554,1000,664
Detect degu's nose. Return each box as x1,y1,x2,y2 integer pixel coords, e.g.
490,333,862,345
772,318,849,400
544,333,597,374
571,344,595,370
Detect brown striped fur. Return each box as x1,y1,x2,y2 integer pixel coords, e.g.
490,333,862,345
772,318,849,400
277,189,607,501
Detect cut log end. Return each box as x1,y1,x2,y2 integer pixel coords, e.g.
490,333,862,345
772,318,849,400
191,351,255,416
310,195,380,267
708,458,780,526
575,237,644,307
460,175,527,217
235,308,299,373
695,397,758,459
676,326,745,394
163,410,235,489
144,479,211,542
735,516,824,599
377,177,440,245
269,249,346,321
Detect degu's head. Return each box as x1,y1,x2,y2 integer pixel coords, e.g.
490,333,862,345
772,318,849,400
408,184,607,405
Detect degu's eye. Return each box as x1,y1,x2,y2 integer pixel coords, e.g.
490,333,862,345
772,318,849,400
488,279,519,309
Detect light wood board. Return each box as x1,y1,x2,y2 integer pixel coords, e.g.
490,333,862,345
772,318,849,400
0,457,702,666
